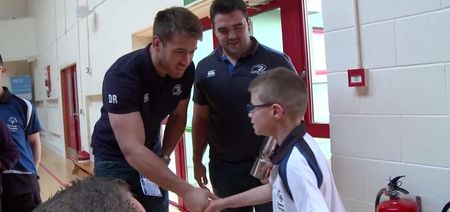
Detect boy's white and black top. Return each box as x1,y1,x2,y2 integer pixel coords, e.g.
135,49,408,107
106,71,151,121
270,122,345,212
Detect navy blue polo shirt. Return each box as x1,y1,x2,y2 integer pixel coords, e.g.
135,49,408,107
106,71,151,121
0,87,41,174
92,44,194,161
193,37,296,164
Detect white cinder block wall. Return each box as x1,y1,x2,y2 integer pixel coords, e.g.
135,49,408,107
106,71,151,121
322,0,450,211
26,0,183,156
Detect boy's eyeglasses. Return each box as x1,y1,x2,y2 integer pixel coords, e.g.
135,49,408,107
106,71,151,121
246,103,273,113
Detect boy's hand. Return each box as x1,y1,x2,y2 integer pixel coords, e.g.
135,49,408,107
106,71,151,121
182,187,211,212
260,162,273,184
204,187,220,200
204,199,225,212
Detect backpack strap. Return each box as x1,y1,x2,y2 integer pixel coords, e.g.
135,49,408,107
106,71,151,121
279,139,323,200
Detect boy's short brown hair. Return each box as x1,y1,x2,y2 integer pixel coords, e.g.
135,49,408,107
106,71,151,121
248,67,307,118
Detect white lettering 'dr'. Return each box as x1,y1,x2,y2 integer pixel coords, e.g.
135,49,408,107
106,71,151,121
108,94,118,104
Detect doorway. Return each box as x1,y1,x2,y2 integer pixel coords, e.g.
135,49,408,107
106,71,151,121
61,65,81,159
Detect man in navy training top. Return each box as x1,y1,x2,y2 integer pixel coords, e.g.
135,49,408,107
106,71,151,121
0,53,42,212
192,0,296,211
91,7,213,212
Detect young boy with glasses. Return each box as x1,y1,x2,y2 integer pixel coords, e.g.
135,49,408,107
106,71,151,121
205,67,345,212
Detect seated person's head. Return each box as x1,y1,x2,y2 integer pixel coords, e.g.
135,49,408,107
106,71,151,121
34,177,144,212
247,67,307,135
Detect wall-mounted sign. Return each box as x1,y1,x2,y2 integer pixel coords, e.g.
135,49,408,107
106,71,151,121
10,75,32,100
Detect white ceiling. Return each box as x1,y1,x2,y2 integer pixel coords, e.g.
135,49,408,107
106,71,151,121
0,0,27,21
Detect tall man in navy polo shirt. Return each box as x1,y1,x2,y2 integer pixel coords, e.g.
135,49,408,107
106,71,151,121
192,0,296,211
91,7,212,212
0,54,42,212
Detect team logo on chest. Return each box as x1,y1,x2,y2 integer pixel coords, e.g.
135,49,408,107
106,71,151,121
207,70,216,78
7,117,19,132
9,117,18,125
250,64,267,75
143,93,150,103
172,84,182,96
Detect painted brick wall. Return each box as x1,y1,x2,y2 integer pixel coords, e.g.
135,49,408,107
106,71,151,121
322,0,450,211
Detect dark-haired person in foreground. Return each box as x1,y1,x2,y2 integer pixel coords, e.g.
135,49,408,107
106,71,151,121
34,177,145,212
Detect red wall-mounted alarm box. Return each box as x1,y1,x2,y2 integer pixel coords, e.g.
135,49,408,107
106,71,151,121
348,68,366,87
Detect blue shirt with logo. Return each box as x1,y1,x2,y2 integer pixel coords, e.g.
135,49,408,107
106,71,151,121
193,37,296,165
0,87,41,174
91,44,194,161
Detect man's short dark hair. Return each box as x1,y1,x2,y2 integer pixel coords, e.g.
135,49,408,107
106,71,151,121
210,0,248,24
34,177,143,212
153,7,202,44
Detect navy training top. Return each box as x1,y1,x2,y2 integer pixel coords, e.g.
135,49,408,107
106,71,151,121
193,37,296,165
92,44,194,161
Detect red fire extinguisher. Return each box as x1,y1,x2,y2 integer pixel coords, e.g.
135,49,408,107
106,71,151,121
443,201,450,212
375,175,422,212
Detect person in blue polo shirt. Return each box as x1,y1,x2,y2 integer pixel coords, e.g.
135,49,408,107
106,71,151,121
192,0,296,211
0,54,42,212
91,7,213,212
